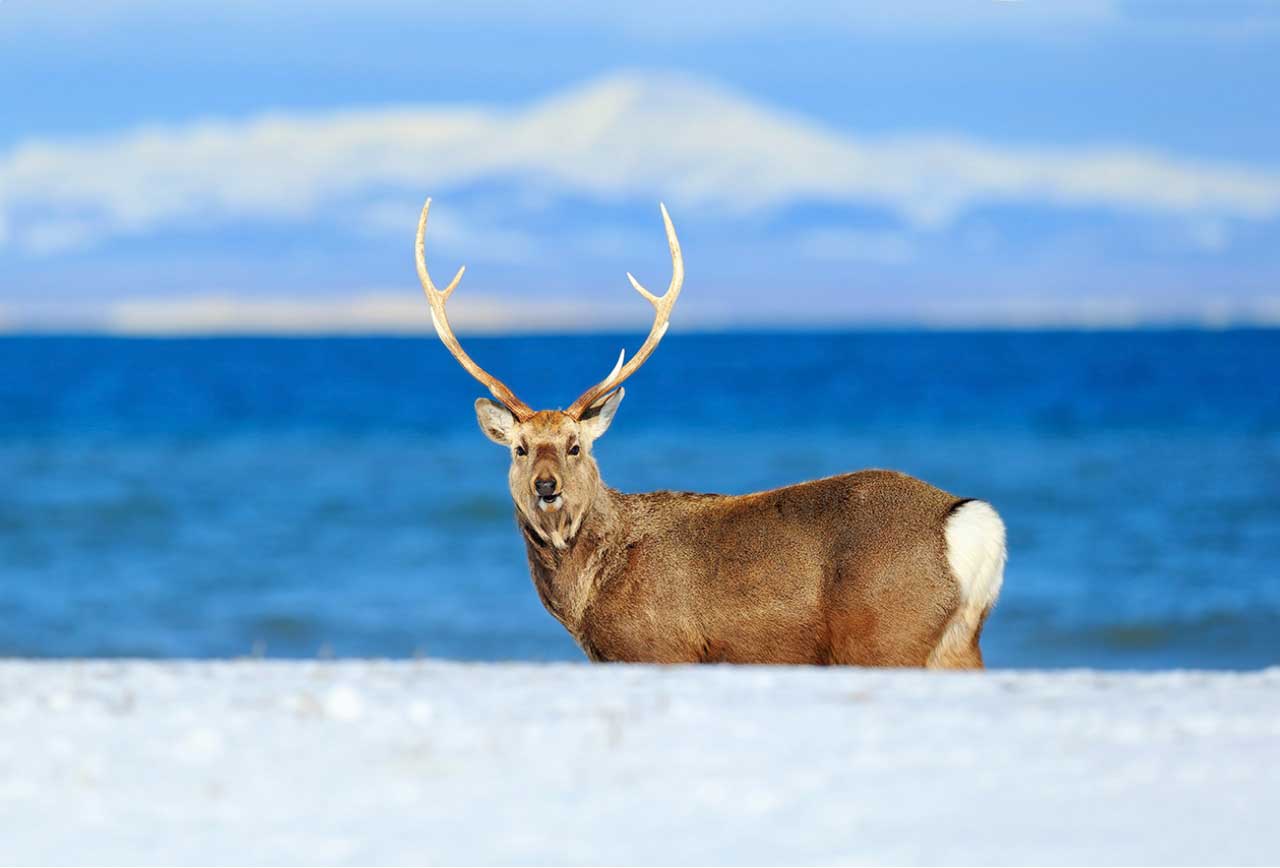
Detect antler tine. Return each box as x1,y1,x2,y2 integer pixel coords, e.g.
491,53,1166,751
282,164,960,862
566,203,684,418
416,198,535,421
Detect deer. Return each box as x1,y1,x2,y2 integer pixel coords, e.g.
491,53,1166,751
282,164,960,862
414,198,1007,668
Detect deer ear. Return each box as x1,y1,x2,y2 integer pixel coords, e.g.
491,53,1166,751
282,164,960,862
578,388,624,442
475,398,517,445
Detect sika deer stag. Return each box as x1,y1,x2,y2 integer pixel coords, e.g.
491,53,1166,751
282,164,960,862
415,199,1006,668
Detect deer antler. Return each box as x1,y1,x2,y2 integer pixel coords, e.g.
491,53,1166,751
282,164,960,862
416,198,535,421
565,203,684,419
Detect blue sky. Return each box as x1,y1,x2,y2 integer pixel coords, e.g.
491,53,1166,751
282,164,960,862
2,1,1279,331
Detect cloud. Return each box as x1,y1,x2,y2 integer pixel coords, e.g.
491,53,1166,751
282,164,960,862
912,294,1280,330
76,292,644,336
101,294,430,335
5,288,1277,335
3,72,1280,255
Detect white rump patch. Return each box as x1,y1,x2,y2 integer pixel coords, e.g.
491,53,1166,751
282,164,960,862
930,500,1007,667
944,500,1006,615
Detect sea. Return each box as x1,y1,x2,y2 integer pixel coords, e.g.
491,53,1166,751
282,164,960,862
2,330,1277,669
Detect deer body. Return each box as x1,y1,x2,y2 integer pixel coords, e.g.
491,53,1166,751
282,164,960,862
521,468,1003,668
414,198,1007,669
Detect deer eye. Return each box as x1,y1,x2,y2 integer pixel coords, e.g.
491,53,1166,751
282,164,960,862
515,445,527,457
568,444,580,456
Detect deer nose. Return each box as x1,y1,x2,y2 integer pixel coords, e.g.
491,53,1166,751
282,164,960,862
534,477,559,497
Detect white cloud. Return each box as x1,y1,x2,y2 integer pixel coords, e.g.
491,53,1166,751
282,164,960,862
93,292,647,336
886,295,1280,330
101,294,428,335
4,288,1276,334
3,72,1280,255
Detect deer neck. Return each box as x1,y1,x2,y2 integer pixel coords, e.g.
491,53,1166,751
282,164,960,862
519,480,621,635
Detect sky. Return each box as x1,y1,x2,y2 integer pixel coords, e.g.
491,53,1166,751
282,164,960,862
2,0,1279,332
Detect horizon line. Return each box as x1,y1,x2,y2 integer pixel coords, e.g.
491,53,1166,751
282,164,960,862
4,320,1278,338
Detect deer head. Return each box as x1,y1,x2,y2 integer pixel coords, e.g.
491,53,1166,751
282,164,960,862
415,198,683,548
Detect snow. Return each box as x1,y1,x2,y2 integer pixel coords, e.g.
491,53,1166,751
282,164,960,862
1,661,1278,865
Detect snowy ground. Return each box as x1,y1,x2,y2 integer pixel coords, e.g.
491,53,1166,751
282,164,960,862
1,662,1277,866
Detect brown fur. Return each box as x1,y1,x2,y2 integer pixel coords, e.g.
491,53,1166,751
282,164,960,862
476,400,995,669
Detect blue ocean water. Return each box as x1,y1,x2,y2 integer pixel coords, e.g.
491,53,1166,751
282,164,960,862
1,331,1277,668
